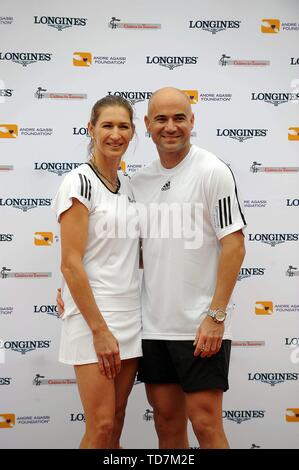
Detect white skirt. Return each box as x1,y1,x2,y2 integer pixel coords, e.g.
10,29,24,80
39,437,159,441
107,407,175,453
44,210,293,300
59,309,142,365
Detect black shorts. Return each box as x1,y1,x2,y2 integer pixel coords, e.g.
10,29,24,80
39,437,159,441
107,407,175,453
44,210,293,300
138,339,231,393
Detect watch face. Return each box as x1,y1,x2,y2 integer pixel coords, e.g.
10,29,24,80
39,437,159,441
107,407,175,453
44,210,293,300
215,310,226,321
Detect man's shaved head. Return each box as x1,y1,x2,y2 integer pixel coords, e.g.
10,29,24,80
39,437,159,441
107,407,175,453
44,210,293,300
147,87,192,116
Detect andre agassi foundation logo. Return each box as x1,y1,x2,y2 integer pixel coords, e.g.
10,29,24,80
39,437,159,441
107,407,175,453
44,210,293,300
0,414,15,428
73,52,92,67
182,90,198,104
261,19,280,33
0,124,18,138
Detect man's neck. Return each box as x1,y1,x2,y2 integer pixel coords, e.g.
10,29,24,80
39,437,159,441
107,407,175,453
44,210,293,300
158,144,191,169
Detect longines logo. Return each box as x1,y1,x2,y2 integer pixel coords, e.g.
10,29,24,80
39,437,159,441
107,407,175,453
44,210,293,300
219,54,269,67
33,374,76,386
34,162,82,176
286,338,299,346
238,267,266,281
287,199,299,206
0,89,13,97
223,410,265,424
35,87,87,100
146,56,198,70
0,234,13,242
216,128,268,142
1,267,52,279
248,372,299,386
70,413,85,422
0,378,12,385
0,165,14,171
0,340,51,354
73,127,88,136
290,58,299,65
0,17,13,25
248,233,299,246
108,17,161,30
189,20,241,34
0,198,52,211
34,16,87,31
200,92,232,102
251,92,299,106
286,266,299,277
0,306,13,315
232,341,265,347
0,52,52,67
244,200,268,208
107,91,153,105
33,305,59,317
250,161,299,173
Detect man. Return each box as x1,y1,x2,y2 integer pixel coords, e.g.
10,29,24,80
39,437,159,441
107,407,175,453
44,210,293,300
130,87,246,449
57,87,246,448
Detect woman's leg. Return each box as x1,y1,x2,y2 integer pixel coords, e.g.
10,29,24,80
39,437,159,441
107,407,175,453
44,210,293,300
74,363,116,449
110,358,139,448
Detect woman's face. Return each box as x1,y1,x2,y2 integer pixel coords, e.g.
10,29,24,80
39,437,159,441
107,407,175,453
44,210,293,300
88,105,134,161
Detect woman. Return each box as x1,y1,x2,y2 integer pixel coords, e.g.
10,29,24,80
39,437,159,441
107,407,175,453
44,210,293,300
52,95,142,449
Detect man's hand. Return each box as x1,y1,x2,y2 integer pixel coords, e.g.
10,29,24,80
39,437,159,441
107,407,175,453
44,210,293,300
56,288,65,317
193,316,224,358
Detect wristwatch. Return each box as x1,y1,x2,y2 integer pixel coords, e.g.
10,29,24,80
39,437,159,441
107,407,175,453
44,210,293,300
207,308,227,324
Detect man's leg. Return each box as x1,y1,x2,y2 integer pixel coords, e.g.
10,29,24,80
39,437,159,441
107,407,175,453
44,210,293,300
145,383,189,449
185,388,229,449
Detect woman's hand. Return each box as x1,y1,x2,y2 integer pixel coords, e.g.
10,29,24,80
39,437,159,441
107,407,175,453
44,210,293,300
93,329,121,380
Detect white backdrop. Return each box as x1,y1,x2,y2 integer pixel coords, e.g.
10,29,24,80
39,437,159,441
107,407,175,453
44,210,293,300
0,0,299,449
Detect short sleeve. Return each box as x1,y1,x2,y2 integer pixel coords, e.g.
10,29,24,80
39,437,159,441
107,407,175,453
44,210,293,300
52,170,93,222
207,163,247,240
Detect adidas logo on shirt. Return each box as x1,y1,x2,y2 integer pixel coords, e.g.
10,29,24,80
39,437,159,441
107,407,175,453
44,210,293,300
161,180,171,191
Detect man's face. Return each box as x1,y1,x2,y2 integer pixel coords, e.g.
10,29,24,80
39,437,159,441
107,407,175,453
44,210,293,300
145,91,194,157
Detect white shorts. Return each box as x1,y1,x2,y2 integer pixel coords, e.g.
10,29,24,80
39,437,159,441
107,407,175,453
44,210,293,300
59,309,142,365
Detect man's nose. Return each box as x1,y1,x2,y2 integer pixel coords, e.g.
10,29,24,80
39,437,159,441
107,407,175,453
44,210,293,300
165,119,177,132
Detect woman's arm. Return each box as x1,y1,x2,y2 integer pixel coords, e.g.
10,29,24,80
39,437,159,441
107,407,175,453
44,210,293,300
60,198,121,379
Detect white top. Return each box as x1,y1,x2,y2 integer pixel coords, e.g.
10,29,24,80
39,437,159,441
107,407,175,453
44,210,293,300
52,163,140,318
130,145,246,340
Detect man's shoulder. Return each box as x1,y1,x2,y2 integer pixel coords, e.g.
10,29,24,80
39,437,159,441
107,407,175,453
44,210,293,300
192,145,229,173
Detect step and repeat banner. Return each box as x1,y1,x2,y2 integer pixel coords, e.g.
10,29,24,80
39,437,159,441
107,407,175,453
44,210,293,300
0,0,298,449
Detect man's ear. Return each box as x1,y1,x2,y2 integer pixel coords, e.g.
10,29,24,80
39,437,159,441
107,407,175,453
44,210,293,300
191,113,195,129
144,115,150,131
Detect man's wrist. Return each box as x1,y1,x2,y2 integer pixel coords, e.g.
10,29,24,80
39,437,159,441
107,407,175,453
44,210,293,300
206,308,227,323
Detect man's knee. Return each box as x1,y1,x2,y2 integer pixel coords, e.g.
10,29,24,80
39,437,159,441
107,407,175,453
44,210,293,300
154,408,187,438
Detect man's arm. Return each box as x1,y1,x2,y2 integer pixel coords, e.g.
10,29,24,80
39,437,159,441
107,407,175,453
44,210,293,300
193,229,245,357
